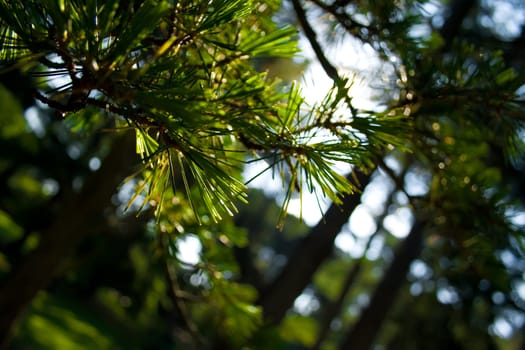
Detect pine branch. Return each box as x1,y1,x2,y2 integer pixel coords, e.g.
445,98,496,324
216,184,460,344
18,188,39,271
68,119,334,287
439,0,476,49
291,0,341,83
308,0,377,41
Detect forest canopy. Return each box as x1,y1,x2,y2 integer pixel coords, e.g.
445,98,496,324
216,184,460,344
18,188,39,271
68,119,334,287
1,0,525,349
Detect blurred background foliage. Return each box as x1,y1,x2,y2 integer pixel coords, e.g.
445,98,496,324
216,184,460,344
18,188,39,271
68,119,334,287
1,0,525,349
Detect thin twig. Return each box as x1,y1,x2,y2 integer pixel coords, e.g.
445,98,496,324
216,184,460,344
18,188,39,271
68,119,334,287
159,234,202,349
308,0,377,43
376,156,413,204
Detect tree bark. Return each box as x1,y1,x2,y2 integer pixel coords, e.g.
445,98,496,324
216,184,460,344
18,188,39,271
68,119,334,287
339,220,426,350
0,133,137,349
258,169,371,324
439,0,477,49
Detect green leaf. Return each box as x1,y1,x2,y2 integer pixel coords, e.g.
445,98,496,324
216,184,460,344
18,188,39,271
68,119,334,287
278,81,303,130
280,314,318,346
425,32,445,51
240,26,299,58
134,92,202,126
183,150,247,221
0,84,25,139
198,0,252,31
206,280,262,345
64,107,105,135
496,68,517,86
105,0,170,68
0,210,23,244
135,128,159,159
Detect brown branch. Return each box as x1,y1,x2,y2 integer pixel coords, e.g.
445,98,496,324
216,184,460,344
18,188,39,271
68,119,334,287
33,90,77,113
439,0,477,50
376,156,415,206
506,24,525,68
308,0,375,40
331,2,478,348
311,256,363,350
291,0,341,83
338,220,427,350
160,235,202,350
312,163,408,349
257,168,371,324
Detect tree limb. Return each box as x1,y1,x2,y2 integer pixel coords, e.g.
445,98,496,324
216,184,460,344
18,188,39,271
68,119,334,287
312,164,408,349
258,169,371,324
338,220,427,350
291,0,341,83
439,0,477,50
